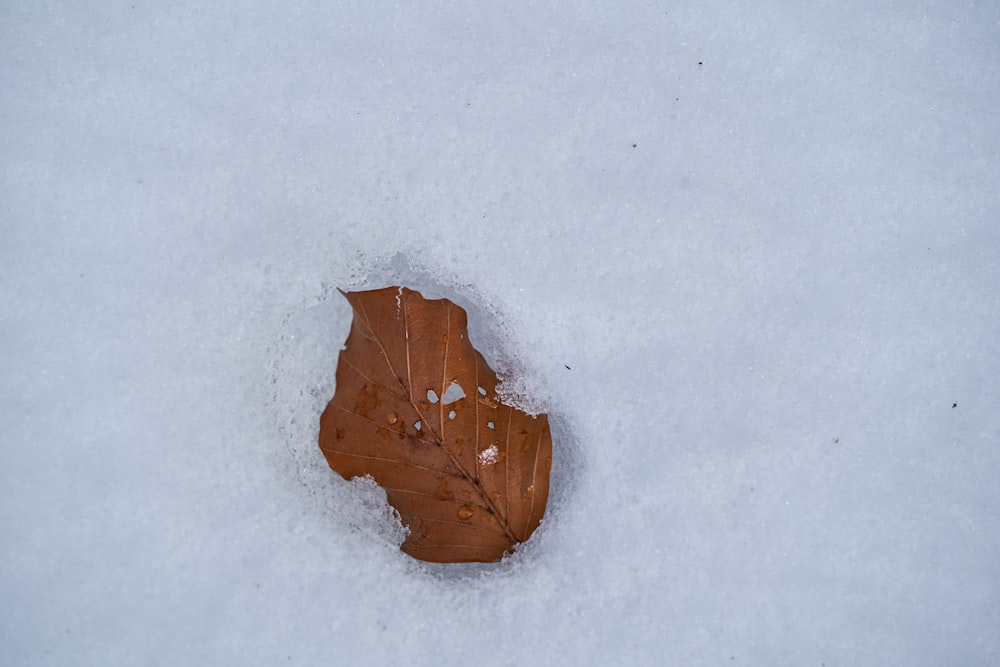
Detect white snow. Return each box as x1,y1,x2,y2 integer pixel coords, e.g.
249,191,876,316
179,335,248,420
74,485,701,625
2,2,999,666
479,445,500,466
441,380,466,405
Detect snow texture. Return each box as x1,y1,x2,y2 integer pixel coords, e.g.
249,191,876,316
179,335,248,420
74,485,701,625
480,445,500,467
2,2,999,666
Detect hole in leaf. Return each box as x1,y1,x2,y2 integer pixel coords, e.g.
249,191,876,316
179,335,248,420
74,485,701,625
448,410,456,420
477,386,487,396
426,389,439,404
442,380,466,405
486,421,495,429
414,420,422,431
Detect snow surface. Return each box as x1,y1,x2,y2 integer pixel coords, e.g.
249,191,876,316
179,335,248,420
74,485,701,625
2,2,999,665
480,444,500,467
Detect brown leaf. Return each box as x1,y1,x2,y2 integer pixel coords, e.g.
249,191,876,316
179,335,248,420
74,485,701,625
318,286,552,563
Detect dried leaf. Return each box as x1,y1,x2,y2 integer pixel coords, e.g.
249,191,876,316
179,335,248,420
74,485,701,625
318,286,552,563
